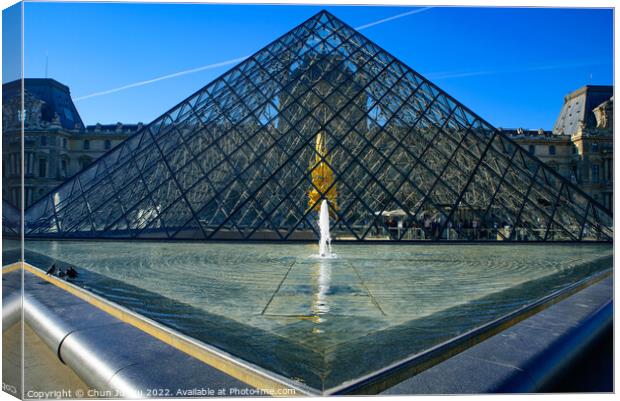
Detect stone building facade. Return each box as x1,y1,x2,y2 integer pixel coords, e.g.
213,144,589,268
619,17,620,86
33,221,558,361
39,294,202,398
2,80,613,212
2,79,140,207
503,85,613,211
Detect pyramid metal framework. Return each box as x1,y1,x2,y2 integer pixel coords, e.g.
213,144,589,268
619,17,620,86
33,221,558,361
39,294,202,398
25,11,612,241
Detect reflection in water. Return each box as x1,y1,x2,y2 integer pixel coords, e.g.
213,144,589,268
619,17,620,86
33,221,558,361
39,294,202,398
311,259,331,330
15,240,612,391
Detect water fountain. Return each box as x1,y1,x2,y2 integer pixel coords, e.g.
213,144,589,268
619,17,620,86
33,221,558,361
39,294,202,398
318,199,333,258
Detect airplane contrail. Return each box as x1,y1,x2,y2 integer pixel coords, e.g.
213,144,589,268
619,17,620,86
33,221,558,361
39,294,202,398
425,60,606,80
74,8,433,101
355,7,433,30
74,56,249,101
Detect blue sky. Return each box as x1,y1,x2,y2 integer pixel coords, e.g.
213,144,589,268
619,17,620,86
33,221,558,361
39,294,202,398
7,3,614,129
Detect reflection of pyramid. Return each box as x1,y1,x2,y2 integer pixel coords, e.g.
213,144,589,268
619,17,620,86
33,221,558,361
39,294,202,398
25,10,612,241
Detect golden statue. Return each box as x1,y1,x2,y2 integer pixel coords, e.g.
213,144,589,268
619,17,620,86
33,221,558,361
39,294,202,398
308,130,338,213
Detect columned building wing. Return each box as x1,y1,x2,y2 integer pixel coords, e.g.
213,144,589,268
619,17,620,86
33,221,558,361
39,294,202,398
24,10,612,241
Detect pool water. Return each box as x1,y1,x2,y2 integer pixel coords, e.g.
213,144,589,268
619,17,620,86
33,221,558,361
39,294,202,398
14,240,613,391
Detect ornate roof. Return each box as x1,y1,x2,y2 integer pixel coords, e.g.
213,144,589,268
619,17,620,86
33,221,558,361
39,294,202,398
2,78,85,130
552,85,613,136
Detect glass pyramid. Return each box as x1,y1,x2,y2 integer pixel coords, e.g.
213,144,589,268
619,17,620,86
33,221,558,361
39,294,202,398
24,10,612,241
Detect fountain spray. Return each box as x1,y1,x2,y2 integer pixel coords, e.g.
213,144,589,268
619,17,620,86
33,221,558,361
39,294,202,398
318,199,333,258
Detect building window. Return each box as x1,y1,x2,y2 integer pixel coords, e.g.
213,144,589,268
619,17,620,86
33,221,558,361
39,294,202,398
591,164,600,184
25,152,34,175
571,145,576,154
38,158,47,178
11,188,19,206
61,159,68,177
104,139,112,150
548,145,556,155
41,135,47,146
9,154,18,176
604,193,613,210
83,140,90,150
591,143,599,152
25,187,32,206
63,138,68,149
14,153,20,175
80,157,92,170
528,145,535,155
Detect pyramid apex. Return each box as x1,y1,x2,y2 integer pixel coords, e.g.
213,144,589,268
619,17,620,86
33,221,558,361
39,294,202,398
313,9,336,21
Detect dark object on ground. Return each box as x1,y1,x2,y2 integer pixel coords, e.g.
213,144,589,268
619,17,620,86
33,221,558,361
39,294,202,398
57,269,66,278
45,263,57,275
65,266,78,279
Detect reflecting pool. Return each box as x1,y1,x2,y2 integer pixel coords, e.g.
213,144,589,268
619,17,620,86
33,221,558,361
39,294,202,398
11,241,614,391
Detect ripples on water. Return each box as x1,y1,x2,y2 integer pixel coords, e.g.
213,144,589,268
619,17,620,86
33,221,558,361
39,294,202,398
18,240,613,390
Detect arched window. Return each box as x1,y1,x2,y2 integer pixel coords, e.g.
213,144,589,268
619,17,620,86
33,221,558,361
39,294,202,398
104,139,112,150
548,145,556,155
83,140,90,150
